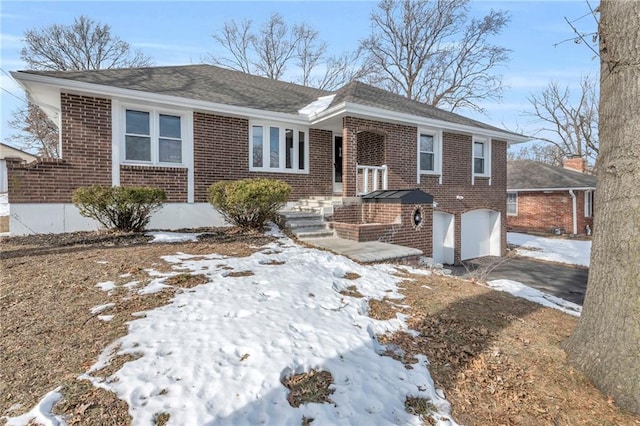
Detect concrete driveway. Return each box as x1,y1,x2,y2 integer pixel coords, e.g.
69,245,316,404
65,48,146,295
450,256,589,305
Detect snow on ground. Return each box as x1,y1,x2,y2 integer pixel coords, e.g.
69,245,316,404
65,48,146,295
146,231,201,243
488,279,582,317
508,232,591,267
4,387,64,426
95,281,115,292
58,231,456,425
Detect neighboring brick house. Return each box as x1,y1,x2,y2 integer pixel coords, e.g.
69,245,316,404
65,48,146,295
507,158,596,235
9,65,529,262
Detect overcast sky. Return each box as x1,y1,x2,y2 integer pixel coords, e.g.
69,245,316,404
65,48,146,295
0,0,599,152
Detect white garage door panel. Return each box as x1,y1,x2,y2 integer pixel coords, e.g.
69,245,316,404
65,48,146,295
461,209,501,260
433,212,455,264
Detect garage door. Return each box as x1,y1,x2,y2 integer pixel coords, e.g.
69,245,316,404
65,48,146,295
461,209,501,260
433,212,454,265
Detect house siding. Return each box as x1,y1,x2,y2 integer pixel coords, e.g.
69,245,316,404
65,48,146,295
192,112,333,202
507,190,594,235
8,93,112,203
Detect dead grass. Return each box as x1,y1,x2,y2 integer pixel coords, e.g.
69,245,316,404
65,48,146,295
1,229,638,425
0,228,270,422
405,396,437,425
226,270,255,277
343,272,361,280
281,370,334,408
377,272,640,426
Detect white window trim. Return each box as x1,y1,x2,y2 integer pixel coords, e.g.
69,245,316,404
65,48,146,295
249,121,309,174
111,99,194,203
472,136,491,185
417,128,443,185
119,103,190,167
584,190,593,218
507,192,518,216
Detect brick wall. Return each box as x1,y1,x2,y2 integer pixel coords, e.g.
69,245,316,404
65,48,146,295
193,112,333,202
356,131,385,166
8,93,112,203
507,190,594,235
120,165,188,202
342,116,508,261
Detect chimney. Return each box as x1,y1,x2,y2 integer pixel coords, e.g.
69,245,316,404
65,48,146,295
563,156,586,173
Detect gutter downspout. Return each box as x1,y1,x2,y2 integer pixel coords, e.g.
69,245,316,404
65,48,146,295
569,190,577,235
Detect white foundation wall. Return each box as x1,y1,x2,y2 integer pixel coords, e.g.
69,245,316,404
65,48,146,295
9,203,228,236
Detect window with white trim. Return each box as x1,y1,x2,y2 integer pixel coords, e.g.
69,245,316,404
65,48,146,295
417,129,441,180
250,123,308,173
584,190,593,217
507,192,518,216
124,108,184,165
472,137,491,178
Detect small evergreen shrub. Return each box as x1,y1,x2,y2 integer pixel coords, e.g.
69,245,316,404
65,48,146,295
72,185,167,232
208,178,291,229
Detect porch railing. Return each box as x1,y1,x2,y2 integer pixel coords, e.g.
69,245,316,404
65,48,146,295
356,164,388,195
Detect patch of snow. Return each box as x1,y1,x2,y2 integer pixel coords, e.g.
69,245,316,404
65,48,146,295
95,260,109,264
488,279,582,317
4,387,64,426
119,272,132,278
98,315,114,322
508,232,591,267
122,280,139,289
0,193,9,216
90,303,115,314
146,231,200,243
298,94,336,116
84,237,457,425
137,278,170,295
95,281,115,292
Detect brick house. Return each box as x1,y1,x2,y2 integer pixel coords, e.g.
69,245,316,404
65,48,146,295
506,158,596,235
9,65,528,263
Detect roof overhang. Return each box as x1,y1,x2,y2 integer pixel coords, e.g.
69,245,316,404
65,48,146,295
11,71,310,125
12,70,532,143
309,101,531,144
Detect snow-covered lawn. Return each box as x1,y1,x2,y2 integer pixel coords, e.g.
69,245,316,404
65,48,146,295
508,232,591,267
7,228,456,425
487,279,582,317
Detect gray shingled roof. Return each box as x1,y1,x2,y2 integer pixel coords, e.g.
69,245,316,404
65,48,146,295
19,64,524,137
330,80,517,135
507,160,596,190
21,64,329,114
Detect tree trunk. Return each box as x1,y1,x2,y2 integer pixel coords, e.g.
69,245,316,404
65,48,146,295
563,1,640,415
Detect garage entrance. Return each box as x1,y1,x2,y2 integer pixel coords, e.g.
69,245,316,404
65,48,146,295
433,212,455,264
461,209,501,260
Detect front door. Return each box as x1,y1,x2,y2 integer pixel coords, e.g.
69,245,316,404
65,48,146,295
333,136,343,193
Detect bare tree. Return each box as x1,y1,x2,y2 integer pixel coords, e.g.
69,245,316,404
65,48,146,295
6,102,59,158
209,13,365,90
360,0,510,113
524,76,599,164
9,15,152,158
508,142,564,166
21,15,151,71
563,0,640,415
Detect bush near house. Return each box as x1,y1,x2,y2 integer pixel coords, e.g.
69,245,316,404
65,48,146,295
208,178,291,230
72,185,167,232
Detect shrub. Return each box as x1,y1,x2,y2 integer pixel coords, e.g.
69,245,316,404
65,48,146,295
72,185,167,232
208,178,291,229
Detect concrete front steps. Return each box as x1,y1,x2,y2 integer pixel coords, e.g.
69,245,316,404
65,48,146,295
278,210,334,238
291,196,344,216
